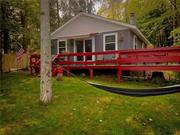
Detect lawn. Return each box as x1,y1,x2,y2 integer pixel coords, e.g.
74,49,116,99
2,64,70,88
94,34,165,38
0,72,180,135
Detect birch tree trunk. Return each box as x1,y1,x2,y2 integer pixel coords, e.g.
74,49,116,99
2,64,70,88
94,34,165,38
40,0,52,104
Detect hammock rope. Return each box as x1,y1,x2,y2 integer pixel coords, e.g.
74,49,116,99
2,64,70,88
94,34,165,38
60,66,180,97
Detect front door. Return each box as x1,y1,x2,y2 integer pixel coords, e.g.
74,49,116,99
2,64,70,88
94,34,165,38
85,39,92,61
75,38,93,61
76,40,84,61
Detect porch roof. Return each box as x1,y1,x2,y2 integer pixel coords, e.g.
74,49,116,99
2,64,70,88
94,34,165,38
54,33,98,40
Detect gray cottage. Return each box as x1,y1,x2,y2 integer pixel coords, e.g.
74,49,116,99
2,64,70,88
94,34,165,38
51,12,150,62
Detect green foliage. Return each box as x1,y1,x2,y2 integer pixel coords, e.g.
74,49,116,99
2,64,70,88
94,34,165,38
0,72,180,135
97,0,127,22
170,27,180,45
0,0,40,52
98,0,180,46
127,0,180,46
1,0,99,52
50,0,98,32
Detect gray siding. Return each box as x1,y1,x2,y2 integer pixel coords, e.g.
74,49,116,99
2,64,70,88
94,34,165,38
95,34,102,52
129,30,145,49
67,39,74,61
118,30,132,50
51,29,146,57
94,29,133,52
67,39,74,53
51,39,57,55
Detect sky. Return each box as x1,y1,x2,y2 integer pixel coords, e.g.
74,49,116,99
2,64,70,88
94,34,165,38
94,1,101,13
94,0,127,13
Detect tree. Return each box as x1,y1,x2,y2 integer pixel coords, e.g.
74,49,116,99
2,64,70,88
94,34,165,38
0,0,11,75
126,0,180,46
97,0,126,22
40,0,52,104
0,0,10,54
98,0,180,46
50,0,98,32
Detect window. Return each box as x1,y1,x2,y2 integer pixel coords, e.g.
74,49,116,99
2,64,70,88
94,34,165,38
58,40,67,54
142,42,145,48
103,33,117,51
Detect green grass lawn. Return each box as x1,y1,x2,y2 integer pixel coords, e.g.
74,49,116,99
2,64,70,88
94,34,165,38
0,72,180,135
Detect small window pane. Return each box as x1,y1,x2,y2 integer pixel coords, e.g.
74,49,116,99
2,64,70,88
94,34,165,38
76,40,83,53
59,48,65,53
85,40,92,52
59,41,65,48
105,35,115,43
105,43,115,50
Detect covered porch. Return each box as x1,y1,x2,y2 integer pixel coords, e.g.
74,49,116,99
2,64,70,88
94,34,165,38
56,34,96,62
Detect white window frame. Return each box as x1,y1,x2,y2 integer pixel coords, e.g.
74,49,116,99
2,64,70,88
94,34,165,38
133,35,137,49
57,39,67,54
103,32,118,51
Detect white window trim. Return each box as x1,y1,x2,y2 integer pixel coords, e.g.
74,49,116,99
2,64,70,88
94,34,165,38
133,35,137,49
73,39,76,61
57,39,67,54
103,32,118,51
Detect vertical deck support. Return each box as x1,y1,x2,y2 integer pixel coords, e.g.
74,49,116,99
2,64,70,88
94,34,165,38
117,66,122,82
66,68,70,77
67,55,70,77
30,55,33,75
89,68,93,79
117,52,122,82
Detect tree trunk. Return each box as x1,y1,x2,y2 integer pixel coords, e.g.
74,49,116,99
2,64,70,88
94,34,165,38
20,10,28,52
56,0,60,26
3,30,9,54
87,0,93,13
40,0,52,104
0,32,2,75
151,72,166,84
1,1,10,54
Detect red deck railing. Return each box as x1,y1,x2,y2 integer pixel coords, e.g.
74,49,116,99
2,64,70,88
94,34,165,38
30,47,180,81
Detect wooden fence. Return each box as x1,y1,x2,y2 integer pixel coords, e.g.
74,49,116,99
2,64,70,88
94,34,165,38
2,53,29,72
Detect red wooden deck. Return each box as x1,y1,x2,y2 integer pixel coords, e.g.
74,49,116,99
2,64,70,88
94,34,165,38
30,47,180,82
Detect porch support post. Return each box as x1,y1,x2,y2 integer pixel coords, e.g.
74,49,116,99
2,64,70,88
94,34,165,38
89,68,93,79
66,67,70,77
30,55,33,75
117,66,122,82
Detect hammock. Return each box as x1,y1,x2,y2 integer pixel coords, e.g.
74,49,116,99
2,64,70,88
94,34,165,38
57,65,180,97
87,82,180,97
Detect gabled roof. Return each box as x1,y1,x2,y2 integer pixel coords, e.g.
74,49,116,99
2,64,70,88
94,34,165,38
51,12,150,45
